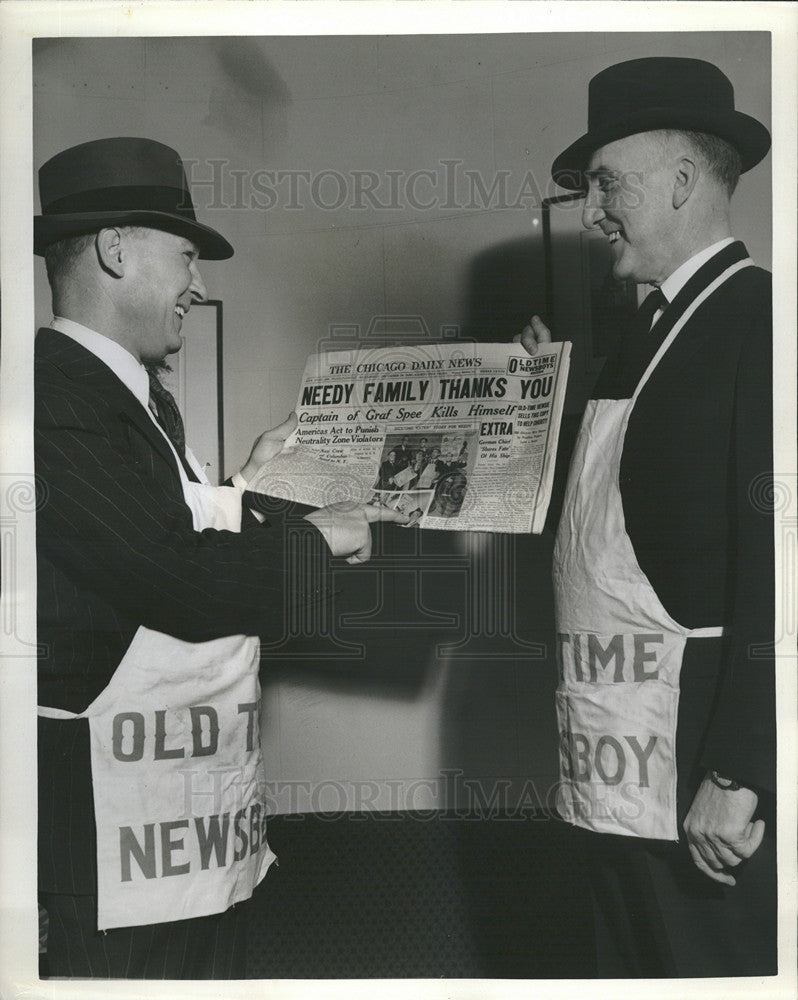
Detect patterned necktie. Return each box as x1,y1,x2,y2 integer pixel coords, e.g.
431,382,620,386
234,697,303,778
147,370,186,457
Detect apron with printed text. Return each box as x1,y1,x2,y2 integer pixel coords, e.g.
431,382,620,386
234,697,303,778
553,260,752,841
39,441,276,930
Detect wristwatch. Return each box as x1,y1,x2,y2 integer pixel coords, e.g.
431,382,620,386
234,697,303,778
709,770,742,791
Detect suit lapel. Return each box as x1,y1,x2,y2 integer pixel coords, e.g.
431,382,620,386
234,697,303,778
638,242,750,400
36,327,180,474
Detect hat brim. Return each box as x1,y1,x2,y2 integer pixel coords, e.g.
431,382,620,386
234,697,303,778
551,107,771,191
33,210,234,260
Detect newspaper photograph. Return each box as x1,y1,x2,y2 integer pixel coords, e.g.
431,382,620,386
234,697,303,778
250,341,570,533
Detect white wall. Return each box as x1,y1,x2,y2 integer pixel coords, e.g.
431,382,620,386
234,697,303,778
33,32,772,811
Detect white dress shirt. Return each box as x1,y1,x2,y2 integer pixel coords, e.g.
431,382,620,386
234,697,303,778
650,237,736,327
50,315,151,408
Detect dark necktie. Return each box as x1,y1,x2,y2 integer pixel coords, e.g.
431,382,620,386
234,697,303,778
629,287,668,337
592,287,669,399
148,371,186,456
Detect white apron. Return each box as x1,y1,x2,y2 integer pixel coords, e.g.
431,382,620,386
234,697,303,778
553,259,752,841
39,440,276,930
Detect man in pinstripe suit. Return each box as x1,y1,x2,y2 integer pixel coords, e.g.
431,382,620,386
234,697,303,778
34,137,405,978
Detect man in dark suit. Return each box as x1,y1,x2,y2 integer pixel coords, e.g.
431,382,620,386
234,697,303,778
377,448,401,490
394,436,413,471
520,58,775,976
34,137,406,978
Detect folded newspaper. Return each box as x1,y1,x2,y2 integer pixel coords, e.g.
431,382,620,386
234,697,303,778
250,341,571,533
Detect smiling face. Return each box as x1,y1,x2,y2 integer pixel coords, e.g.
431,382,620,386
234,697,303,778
117,228,207,363
582,133,682,286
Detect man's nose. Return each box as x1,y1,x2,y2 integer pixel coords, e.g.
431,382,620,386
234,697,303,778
581,196,605,231
190,263,207,303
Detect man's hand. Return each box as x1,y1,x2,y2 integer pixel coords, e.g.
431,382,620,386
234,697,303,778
240,412,298,484
683,774,765,886
305,502,411,563
513,315,553,356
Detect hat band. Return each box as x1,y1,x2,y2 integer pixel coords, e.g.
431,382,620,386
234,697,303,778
41,185,197,221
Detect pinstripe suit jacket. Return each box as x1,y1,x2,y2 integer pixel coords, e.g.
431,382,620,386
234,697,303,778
35,327,314,893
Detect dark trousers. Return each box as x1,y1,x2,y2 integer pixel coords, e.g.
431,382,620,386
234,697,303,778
578,822,777,977
39,892,249,979
572,638,778,977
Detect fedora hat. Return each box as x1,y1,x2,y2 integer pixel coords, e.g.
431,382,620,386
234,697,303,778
551,57,771,191
34,136,233,259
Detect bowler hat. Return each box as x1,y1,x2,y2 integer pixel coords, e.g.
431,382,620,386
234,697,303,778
34,136,233,259
551,57,771,191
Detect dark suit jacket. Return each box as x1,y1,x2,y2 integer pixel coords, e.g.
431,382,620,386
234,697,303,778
35,327,323,892
590,241,775,797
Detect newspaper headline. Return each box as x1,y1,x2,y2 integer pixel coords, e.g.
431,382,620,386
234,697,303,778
251,341,571,533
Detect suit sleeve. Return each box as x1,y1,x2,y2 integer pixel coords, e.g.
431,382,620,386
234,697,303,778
701,289,776,794
36,379,326,643
220,476,315,532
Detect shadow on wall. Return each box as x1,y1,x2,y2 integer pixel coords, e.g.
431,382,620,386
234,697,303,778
437,530,559,791
460,234,547,344
205,38,292,150
258,510,464,700
464,225,637,412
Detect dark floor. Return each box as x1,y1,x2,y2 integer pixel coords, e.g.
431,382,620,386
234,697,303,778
246,809,596,979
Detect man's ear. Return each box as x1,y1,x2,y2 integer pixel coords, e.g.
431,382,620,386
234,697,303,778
673,156,699,209
95,227,126,277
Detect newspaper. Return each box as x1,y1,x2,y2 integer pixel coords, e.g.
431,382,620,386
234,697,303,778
250,341,571,533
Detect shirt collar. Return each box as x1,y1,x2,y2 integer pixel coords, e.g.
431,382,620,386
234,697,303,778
658,237,736,305
50,316,150,409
